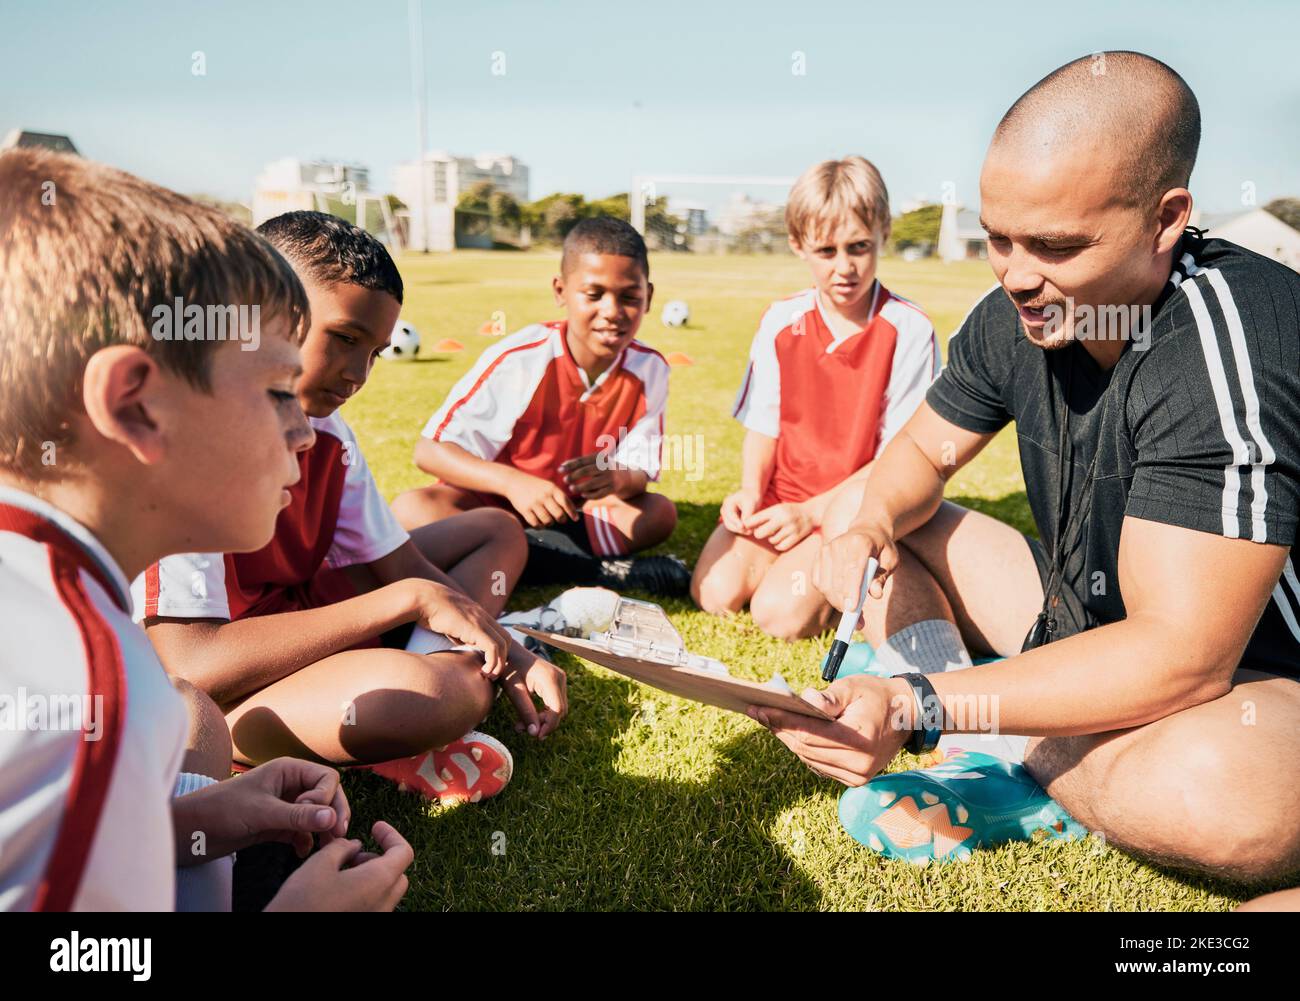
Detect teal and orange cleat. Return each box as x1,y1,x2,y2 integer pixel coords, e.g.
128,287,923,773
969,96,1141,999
838,751,1086,863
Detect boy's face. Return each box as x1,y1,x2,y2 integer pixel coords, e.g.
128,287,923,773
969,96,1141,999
552,253,652,369
296,279,403,418
163,321,314,554
792,220,886,315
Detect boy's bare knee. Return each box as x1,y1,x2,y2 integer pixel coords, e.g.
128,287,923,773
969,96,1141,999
172,677,233,780
750,588,824,642
692,565,747,615
390,487,431,530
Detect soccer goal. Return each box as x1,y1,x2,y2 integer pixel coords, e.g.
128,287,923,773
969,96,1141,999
629,174,795,254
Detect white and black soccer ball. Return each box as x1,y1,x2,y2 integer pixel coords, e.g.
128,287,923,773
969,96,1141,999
381,320,421,361
660,299,690,328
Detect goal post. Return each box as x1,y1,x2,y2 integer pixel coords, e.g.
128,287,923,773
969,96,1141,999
631,174,795,253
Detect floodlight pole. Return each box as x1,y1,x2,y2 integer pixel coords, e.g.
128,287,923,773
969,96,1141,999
409,0,429,252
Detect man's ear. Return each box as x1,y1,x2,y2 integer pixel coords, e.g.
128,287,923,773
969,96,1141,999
1155,188,1193,255
644,280,654,314
80,345,167,466
551,274,565,306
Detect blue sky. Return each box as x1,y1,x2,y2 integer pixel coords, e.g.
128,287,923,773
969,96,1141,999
2,0,1297,213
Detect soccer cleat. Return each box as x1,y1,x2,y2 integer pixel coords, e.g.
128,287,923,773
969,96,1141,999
837,751,1086,864
595,554,692,596
361,730,513,806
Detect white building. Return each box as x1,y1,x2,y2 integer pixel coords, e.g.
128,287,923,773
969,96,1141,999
937,202,987,262
394,151,530,251
1198,208,1300,272
251,158,372,226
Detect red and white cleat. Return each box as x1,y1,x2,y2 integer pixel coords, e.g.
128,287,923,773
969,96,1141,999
362,731,513,805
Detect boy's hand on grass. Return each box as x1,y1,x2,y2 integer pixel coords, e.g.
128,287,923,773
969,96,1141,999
745,502,814,551
409,580,510,677
746,675,913,786
500,652,568,739
506,472,580,527
815,521,898,616
721,488,762,535
173,757,351,863
264,820,413,912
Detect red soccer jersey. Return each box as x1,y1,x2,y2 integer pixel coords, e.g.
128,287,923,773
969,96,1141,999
732,282,940,506
423,320,670,493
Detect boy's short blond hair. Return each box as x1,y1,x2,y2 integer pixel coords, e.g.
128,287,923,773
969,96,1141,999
785,156,891,249
0,149,310,478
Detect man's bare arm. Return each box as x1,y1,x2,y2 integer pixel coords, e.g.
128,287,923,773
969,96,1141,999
851,401,996,540
929,517,1288,735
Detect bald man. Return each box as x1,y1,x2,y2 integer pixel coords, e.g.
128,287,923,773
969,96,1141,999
751,52,1300,888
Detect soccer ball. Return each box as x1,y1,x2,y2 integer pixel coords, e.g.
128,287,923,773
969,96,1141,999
381,320,421,361
660,300,690,328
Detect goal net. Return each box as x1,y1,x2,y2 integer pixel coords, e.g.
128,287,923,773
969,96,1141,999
630,174,795,254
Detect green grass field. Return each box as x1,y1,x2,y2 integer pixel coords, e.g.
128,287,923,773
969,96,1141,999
340,250,1252,911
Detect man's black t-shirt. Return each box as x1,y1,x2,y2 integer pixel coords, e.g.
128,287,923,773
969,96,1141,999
927,232,1300,679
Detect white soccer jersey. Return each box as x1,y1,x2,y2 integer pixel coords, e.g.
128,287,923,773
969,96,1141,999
0,487,188,911
422,321,670,482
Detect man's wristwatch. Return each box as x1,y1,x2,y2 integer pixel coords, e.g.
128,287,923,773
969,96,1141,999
896,672,944,755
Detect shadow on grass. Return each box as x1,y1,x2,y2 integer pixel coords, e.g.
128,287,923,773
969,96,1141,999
343,599,829,910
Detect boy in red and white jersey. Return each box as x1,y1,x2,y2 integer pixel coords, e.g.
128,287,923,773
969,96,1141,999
138,212,567,804
692,156,941,640
392,217,689,595
0,151,411,911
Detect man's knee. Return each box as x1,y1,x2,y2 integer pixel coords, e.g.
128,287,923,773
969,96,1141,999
1031,729,1300,885
172,677,233,780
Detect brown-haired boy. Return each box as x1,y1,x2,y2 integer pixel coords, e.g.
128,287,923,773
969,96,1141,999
0,149,410,911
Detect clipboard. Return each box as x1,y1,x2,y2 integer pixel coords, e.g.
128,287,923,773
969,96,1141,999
517,626,833,721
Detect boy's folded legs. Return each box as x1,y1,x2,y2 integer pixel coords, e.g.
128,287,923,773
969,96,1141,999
402,507,527,617
223,647,495,768
691,523,780,614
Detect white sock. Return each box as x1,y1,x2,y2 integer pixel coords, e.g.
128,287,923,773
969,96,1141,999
872,619,973,675
173,772,234,912
875,620,1029,766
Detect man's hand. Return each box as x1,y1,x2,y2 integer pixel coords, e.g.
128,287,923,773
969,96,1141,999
407,579,510,678
815,519,899,613
747,675,913,786
264,821,413,912
172,758,351,863
720,487,762,535
745,502,815,552
499,651,568,739
504,471,580,527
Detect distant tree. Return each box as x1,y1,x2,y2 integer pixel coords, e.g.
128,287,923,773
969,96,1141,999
456,180,494,214
488,189,522,229
891,204,942,254
587,193,631,221
1265,197,1300,232
524,192,588,241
